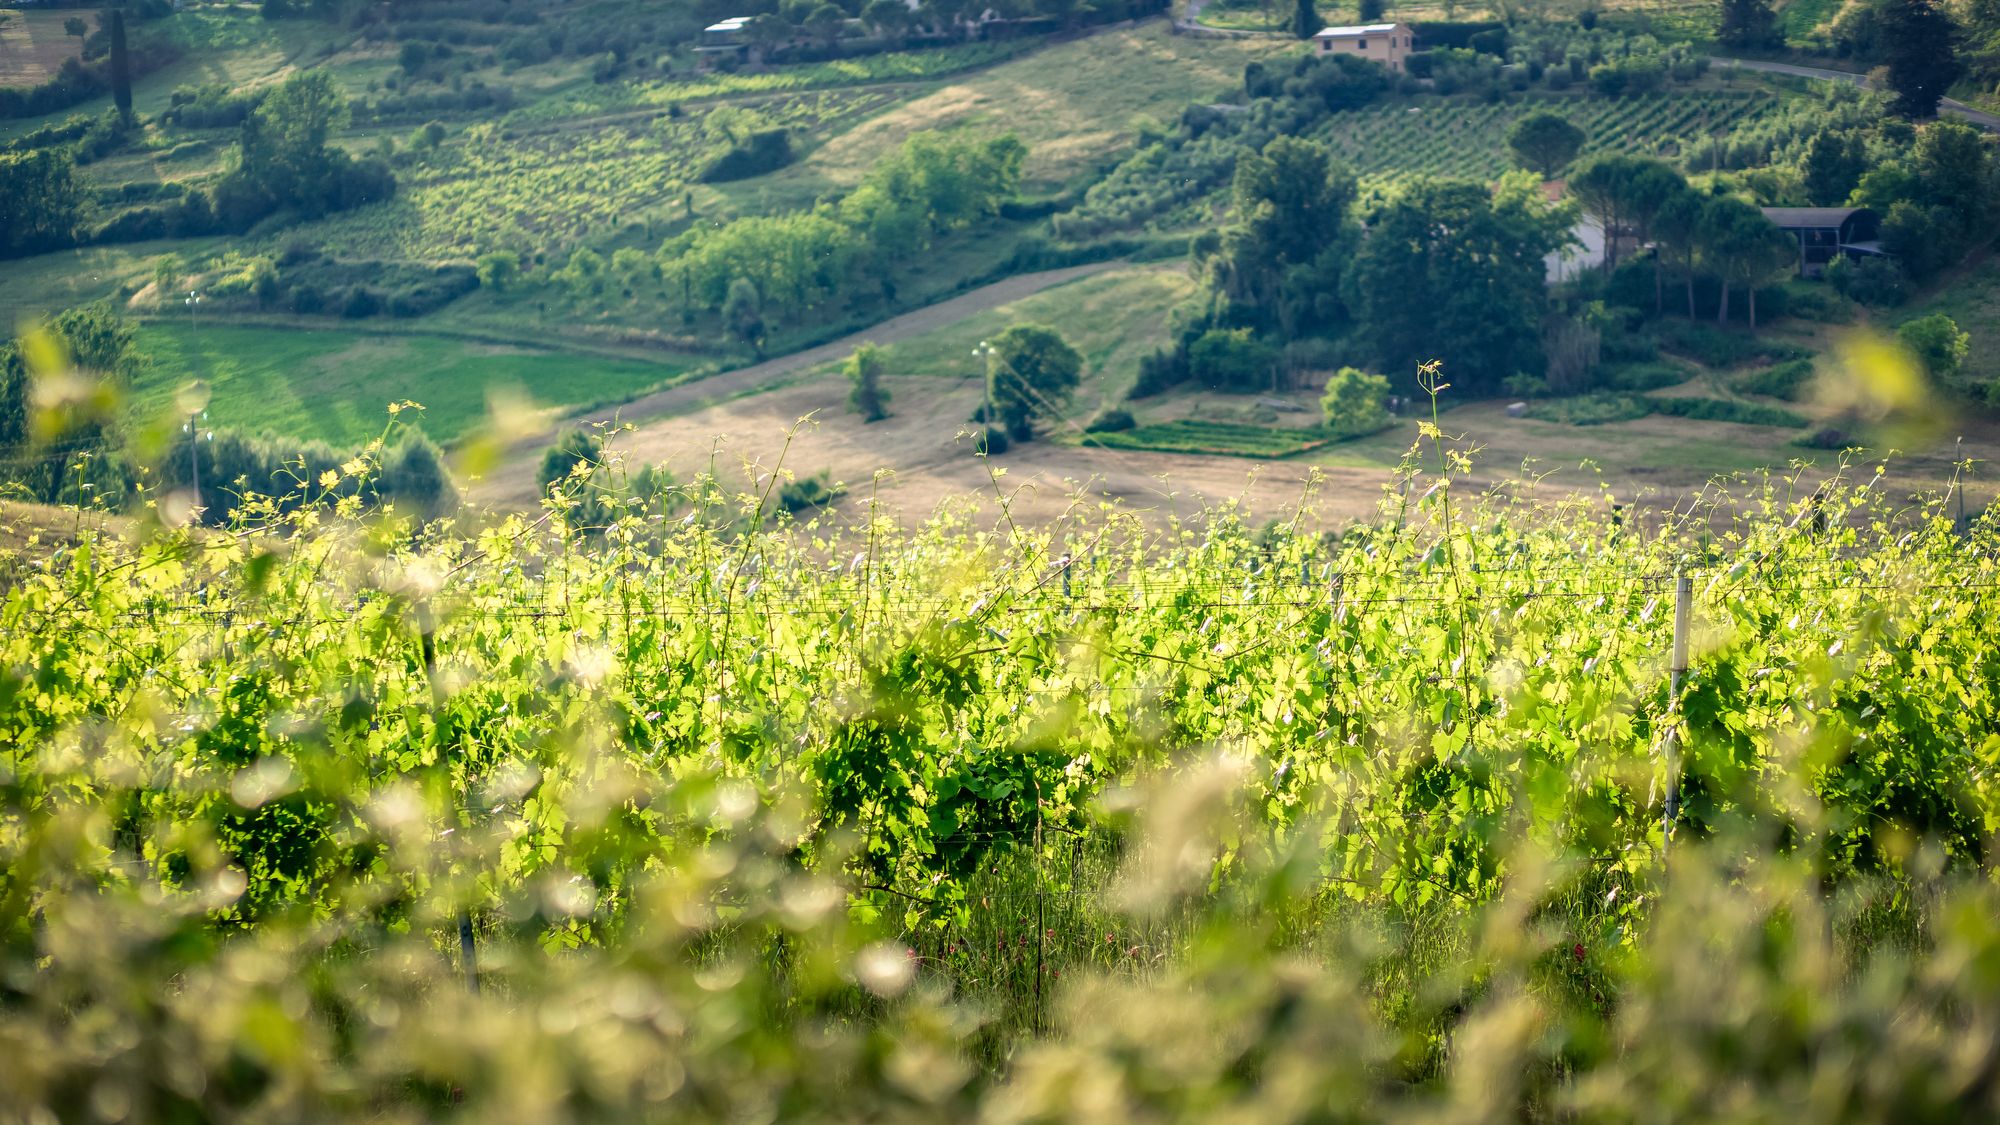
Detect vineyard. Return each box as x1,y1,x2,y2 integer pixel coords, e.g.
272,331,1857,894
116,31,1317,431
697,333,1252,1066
504,41,1037,125
3,430,1999,1116
1314,90,1781,185
301,89,901,261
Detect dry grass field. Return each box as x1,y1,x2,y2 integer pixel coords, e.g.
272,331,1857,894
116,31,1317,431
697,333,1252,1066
0,10,84,88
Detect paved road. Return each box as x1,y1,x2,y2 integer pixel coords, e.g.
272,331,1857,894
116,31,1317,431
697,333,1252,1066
466,260,1123,503
1710,56,2000,132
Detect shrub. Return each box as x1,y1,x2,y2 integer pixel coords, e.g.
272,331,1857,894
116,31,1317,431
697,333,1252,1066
975,427,1010,455
1732,358,1817,400
1084,409,1136,434
1524,392,1652,426
476,251,519,291
1603,362,1689,392
779,471,843,514
1896,314,1969,382
1320,367,1391,438
1648,396,1807,427
1189,328,1278,393
1825,256,1906,307
340,288,382,319
699,129,794,183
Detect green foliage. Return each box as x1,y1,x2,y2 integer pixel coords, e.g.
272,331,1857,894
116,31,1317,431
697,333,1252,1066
1344,178,1568,395
475,250,519,291
1083,408,1135,433
1319,366,1390,437
1188,328,1279,393
537,427,602,496
1506,109,1585,179
1896,312,1969,381
844,342,891,422
1718,0,1780,47
1876,0,1963,119
779,470,843,513
0,148,83,260
1087,417,1342,456
985,324,1082,439
1731,357,1818,399
1527,392,1807,427
0,459,1998,1115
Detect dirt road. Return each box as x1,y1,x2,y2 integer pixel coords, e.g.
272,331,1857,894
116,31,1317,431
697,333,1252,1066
466,261,1123,507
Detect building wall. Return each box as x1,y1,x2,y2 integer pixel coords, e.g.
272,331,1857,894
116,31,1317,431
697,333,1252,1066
1314,24,1413,73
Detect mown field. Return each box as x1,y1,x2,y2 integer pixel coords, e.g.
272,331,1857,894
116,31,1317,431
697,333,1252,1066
131,321,691,447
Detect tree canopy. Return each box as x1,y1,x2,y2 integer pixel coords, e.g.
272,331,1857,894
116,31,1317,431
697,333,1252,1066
1506,110,1585,180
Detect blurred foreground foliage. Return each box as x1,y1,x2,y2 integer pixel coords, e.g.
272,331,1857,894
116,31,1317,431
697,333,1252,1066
1,437,1998,1121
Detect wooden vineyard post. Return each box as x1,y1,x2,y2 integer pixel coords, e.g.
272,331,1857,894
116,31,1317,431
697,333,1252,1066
1664,572,1692,857
420,601,478,995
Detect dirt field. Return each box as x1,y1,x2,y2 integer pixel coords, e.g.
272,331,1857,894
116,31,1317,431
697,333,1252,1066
0,11,84,88
489,364,2000,535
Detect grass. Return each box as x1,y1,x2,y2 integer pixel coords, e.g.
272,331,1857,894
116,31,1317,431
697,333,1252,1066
130,321,689,448
853,264,1195,412
1526,391,1808,428
790,25,1301,191
1900,255,2000,399
0,10,83,88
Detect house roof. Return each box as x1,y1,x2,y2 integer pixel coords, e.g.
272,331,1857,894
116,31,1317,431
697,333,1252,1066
1313,23,1400,38
1760,206,1872,229
704,16,753,32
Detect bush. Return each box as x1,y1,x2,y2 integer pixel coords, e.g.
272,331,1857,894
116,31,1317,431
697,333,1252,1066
1654,321,1807,369
1189,328,1278,393
1825,255,1906,307
1731,358,1817,400
1603,362,1689,392
1896,314,1969,382
1794,426,1856,449
699,129,794,183
1648,396,1807,427
1084,409,1136,433
340,288,382,319
975,427,1010,455
778,471,842,514
476,251,519,291
1524,392,1652,426
1320,367,1390,438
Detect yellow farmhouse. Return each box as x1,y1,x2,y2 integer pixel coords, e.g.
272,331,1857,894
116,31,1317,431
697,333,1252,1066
1311,22,1416,74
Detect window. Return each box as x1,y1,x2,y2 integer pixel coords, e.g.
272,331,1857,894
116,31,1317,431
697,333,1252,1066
1357,37,1368,48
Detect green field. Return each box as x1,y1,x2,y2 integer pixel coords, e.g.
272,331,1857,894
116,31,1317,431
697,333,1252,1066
131,322,691,448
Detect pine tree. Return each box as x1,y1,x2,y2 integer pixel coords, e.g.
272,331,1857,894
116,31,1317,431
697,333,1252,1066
1717,0,1778,48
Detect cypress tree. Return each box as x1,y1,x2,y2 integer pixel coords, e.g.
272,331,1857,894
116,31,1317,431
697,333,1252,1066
1877,0,1963,119
1293,0,1319,39
109,8,132,124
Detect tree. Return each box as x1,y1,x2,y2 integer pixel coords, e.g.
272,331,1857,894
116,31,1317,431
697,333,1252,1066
1506,110,1585,179
476,251,519,291
1293,0,1320,39
1210,136,1359,339
537,428,603,496
1320,367,1389,437
803,1,847,47
1569,155,1681,278
1342,179,1567,394
63,16,87,37
844,342,891,422
1698,197,1795,328
986,324,1082,440
1802,130,1868,206
1717,0,1779,48
863,0,914,40
1896,312,1969,380
1876,0,1962,118
1653,188,1707,318
0,149,83,260
1359,0,1386,19
108,9,132,125
724,278,766,355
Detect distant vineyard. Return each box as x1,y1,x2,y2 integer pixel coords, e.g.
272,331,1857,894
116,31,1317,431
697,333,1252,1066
302,89,899,260
1314,90,1780,185
508,40,1035,124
